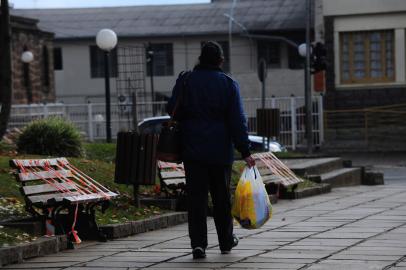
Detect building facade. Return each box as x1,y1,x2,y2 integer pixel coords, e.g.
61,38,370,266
14,0,311,104
320,0,406,109
319,0,406,150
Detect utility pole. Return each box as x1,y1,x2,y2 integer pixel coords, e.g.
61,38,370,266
228,0,237,74
304,0,313,154
0,0,13,139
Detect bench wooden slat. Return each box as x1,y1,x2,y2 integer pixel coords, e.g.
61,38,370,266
11,158,68,168
28,192,81,204
64,192,118,204
160,171,185,179
22,182,78,196
163,178,186,186
158,162,184,170
28,191,118,204
18,169,73,182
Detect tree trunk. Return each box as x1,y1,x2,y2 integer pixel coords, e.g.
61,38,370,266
0,0,13,139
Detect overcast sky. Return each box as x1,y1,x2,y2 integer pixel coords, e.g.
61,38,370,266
11,0,210,9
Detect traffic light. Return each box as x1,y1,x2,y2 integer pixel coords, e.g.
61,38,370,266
311,42,327,74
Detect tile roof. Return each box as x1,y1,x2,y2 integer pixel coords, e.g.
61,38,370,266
12,0,307,40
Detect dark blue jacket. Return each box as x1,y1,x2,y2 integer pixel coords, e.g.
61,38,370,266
167,65,250,165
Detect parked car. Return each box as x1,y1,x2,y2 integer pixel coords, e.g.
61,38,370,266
138,116,286,153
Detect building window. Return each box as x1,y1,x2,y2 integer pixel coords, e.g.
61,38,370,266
53,47,63,70
200,41,230,73
89,45,118,78
340,30,395,84
146,43,174,76
257,41,281,68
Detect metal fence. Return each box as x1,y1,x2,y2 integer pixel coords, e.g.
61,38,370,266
9,95,324,150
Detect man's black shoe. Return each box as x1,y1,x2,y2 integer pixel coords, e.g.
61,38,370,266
221,234,239,254
192,247,206,259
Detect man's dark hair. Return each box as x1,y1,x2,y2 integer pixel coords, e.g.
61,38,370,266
199,41,224,67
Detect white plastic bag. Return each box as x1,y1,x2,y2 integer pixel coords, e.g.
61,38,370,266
232,166,272,229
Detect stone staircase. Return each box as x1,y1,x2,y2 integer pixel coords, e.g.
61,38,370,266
282,157,362,188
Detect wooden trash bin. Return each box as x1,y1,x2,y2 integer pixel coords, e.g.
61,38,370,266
256,108,280,138
114,131,158,186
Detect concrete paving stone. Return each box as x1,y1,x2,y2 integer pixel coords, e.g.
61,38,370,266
329,254,402,261
311,232,377,239
2,261,75,268
51,251,118,257
289,221,344,227
305,259,390,270
146,262,228,268
148,243,192,249
243,257,316,264
25,256,101,262
170,253,252,263
63,266,125,270
226,262,306,269
112,251,188,257
340,249,406,256
251,231,314,239
97,256,177,263
280,245,342,251
142,268,213,270
259,251,328,259
78,261,152,268
273,228,327,233
293,238,360,246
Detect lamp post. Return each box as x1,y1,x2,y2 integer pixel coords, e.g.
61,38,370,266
146,46,155,116
299,41,313,154
21,50,34,103
96,29,117,143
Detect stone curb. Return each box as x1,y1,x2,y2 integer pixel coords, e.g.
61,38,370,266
100,212,188,239
0,212,188,267
280,183,332,200
0,235,67,267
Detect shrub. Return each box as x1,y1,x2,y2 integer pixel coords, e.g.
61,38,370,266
17,117,83,157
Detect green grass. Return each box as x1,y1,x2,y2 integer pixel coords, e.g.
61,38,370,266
83,143,116,163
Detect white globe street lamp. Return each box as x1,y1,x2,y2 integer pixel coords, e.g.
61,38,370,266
21,51,34,63
21,50,34,103
298,43,312,58
96,29,117,143
96,29,117,51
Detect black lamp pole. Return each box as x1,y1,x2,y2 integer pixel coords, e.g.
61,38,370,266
304,0,313,154
23,62,33,103
104,51,112,143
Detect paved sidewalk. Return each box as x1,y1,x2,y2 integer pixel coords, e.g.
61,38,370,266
3,183,406,269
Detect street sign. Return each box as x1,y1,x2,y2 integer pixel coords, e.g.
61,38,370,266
258,58,267,82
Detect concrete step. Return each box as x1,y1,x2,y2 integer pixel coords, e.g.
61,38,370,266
319,167,362,188
283,157,344,176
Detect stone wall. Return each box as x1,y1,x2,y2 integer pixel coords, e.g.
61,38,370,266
10,16,55,104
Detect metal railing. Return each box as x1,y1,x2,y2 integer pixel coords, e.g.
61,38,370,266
9,96,324,150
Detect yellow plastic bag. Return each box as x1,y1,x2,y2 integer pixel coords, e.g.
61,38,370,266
232,166,272,229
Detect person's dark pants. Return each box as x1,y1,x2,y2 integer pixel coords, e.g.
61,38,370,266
183,160,234,251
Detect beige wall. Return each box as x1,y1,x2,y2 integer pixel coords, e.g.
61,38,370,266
332,13,406,88
54,35,305,104
323,0,406,16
